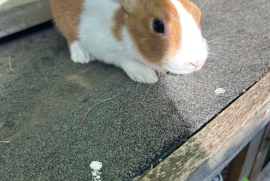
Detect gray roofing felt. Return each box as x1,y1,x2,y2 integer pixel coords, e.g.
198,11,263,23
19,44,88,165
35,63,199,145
0,0,269,180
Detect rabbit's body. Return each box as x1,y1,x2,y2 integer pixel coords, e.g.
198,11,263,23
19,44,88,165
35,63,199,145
50,0,208,83
79,0,158,82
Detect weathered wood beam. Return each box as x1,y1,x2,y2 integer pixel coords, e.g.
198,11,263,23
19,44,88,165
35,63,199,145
140,72,270,181
249,123,270,180
0,0,52,38
255,161,270,181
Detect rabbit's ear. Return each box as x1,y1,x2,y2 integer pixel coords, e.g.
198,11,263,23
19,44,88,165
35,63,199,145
115,0,138,13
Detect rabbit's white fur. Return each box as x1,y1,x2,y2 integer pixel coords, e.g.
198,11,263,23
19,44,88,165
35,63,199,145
164,0,208,74
77,0,158,83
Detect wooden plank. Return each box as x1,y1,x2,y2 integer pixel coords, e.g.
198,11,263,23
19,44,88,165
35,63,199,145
140,72,270,181
0,0,36,12
255,161,270,181
250,123,270,180
0,0,52,38
224,143,250,181
238,127,266,181
224,123,269,181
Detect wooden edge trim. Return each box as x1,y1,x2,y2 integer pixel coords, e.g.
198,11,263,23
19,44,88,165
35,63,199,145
0,0,52,38
140,72,270,181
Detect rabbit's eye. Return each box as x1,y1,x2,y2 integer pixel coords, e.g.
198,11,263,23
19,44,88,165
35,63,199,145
153,19,164,34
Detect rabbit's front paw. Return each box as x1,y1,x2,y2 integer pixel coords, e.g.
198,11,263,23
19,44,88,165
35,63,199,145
70,41,96,63
123,62,158,84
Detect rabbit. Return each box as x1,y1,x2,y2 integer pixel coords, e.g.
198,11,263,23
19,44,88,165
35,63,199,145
50,0,208,83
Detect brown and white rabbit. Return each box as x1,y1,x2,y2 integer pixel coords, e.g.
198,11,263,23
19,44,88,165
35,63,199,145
50,0,208,83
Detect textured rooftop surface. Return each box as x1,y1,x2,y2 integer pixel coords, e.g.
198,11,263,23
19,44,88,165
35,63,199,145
0,0,269,180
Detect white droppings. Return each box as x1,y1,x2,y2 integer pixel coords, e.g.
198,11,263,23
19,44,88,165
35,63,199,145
90,161,102,181
215,88,226,95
